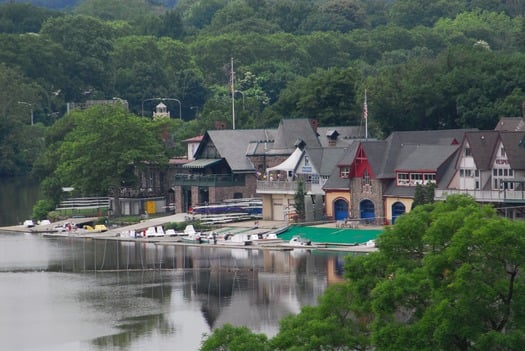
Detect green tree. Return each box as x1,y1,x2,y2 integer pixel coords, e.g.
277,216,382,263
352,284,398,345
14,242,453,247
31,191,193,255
294,179,306,221
0,3,62,34
300,0,367,33
272,67,361,126
40,15,116,101
204,196,525,350
200,324,271,351
45,104,167,216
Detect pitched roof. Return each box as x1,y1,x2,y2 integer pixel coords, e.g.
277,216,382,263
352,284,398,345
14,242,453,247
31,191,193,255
395,144,459,171
205,129,270,172
463,131,499,170
316,126,367,147
500,131,525,169
270,118,321,152
379,129,473,178
308,147,350,176
495,117,525,131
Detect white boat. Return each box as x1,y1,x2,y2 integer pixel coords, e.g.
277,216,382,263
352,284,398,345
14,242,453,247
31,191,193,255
289,235,312,246
145,226,165,237
23,219,35,228
180,225,208,243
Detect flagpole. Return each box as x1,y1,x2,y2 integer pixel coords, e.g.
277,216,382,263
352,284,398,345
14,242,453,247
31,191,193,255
231,57,236,130
364,89,368,140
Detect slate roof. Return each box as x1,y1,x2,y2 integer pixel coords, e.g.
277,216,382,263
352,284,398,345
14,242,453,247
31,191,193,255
308,147,350,176
462,131,500,170
379,129,474,178
204,129,270,172
316,126,367,147
500,131,525,169
495,117,525,131
270,118,321,152
395,144,459,172
362,141,389,178
324,143,360,190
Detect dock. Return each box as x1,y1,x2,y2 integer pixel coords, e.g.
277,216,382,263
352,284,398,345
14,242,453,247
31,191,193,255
0,213,379,253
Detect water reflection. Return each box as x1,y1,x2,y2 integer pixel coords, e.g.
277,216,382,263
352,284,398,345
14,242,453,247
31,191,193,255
0,233,351,351
0,177,40,226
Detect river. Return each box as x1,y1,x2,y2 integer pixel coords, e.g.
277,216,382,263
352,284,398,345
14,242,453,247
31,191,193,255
0,232,350,351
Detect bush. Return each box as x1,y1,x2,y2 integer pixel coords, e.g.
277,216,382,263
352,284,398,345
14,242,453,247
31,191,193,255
32,199,56,220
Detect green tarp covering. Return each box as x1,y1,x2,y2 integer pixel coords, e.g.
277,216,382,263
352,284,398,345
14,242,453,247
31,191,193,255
278,226,383,244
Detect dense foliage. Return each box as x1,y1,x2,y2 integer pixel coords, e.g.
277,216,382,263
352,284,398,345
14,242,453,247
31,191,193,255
201,195,525,350
1,0,525,178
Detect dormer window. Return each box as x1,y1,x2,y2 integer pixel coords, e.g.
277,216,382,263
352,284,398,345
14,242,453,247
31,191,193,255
340,167,350,178
464,147,471,156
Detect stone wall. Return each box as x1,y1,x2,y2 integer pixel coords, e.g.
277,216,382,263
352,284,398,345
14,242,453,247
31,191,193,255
350,178,384,224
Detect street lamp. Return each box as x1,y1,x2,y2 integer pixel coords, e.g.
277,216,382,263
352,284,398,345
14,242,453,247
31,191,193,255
161,98,182,120
141,97,161,117
17,101,33,126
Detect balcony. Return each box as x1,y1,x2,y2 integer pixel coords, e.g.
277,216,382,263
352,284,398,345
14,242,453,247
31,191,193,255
173,174,245,187
435,189,525,203
256,180,313,194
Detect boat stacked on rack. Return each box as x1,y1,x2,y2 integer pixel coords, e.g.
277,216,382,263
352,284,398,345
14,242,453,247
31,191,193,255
180,225,209,244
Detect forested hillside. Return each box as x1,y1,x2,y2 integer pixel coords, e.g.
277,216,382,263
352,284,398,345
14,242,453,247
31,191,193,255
1,0,525,176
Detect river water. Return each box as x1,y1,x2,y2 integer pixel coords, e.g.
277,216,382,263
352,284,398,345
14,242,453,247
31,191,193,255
0,233,350,351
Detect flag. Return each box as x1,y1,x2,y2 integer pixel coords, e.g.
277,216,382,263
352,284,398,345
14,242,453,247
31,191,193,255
363,90,368,120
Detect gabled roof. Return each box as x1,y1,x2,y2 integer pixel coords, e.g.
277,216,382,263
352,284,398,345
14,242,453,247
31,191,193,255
462,131,499,170
362,141,389,178
395,144,459,172
335,142,361,166
271,118,321,152
380,129,474,178
308,147,350,176
202,129,270,172
495,117,525,131
500,131,525,169
316,126,367,147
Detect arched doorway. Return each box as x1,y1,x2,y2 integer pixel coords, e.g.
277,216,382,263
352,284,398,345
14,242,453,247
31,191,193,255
360,199,375,223
333,198,349,220
391,202,406,224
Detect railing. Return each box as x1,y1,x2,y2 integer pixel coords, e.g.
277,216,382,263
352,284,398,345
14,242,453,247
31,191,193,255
256,180,312,194
57,197,110,210
435,189,525,203
174,174,245,187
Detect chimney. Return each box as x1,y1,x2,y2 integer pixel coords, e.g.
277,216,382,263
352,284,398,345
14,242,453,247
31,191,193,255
310,119,318,131
214,121,227,129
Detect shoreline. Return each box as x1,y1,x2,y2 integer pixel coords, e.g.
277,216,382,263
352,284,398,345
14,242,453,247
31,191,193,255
0,213,380,253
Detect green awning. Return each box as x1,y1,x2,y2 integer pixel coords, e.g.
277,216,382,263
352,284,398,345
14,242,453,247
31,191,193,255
182,159,222,169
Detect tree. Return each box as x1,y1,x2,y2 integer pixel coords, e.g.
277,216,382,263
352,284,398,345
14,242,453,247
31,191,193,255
200,324,271,351
294,179,306,221
46,104,167,216
40,15,116,101
272,67,361,126
204,195,525,350
0,3,62,34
